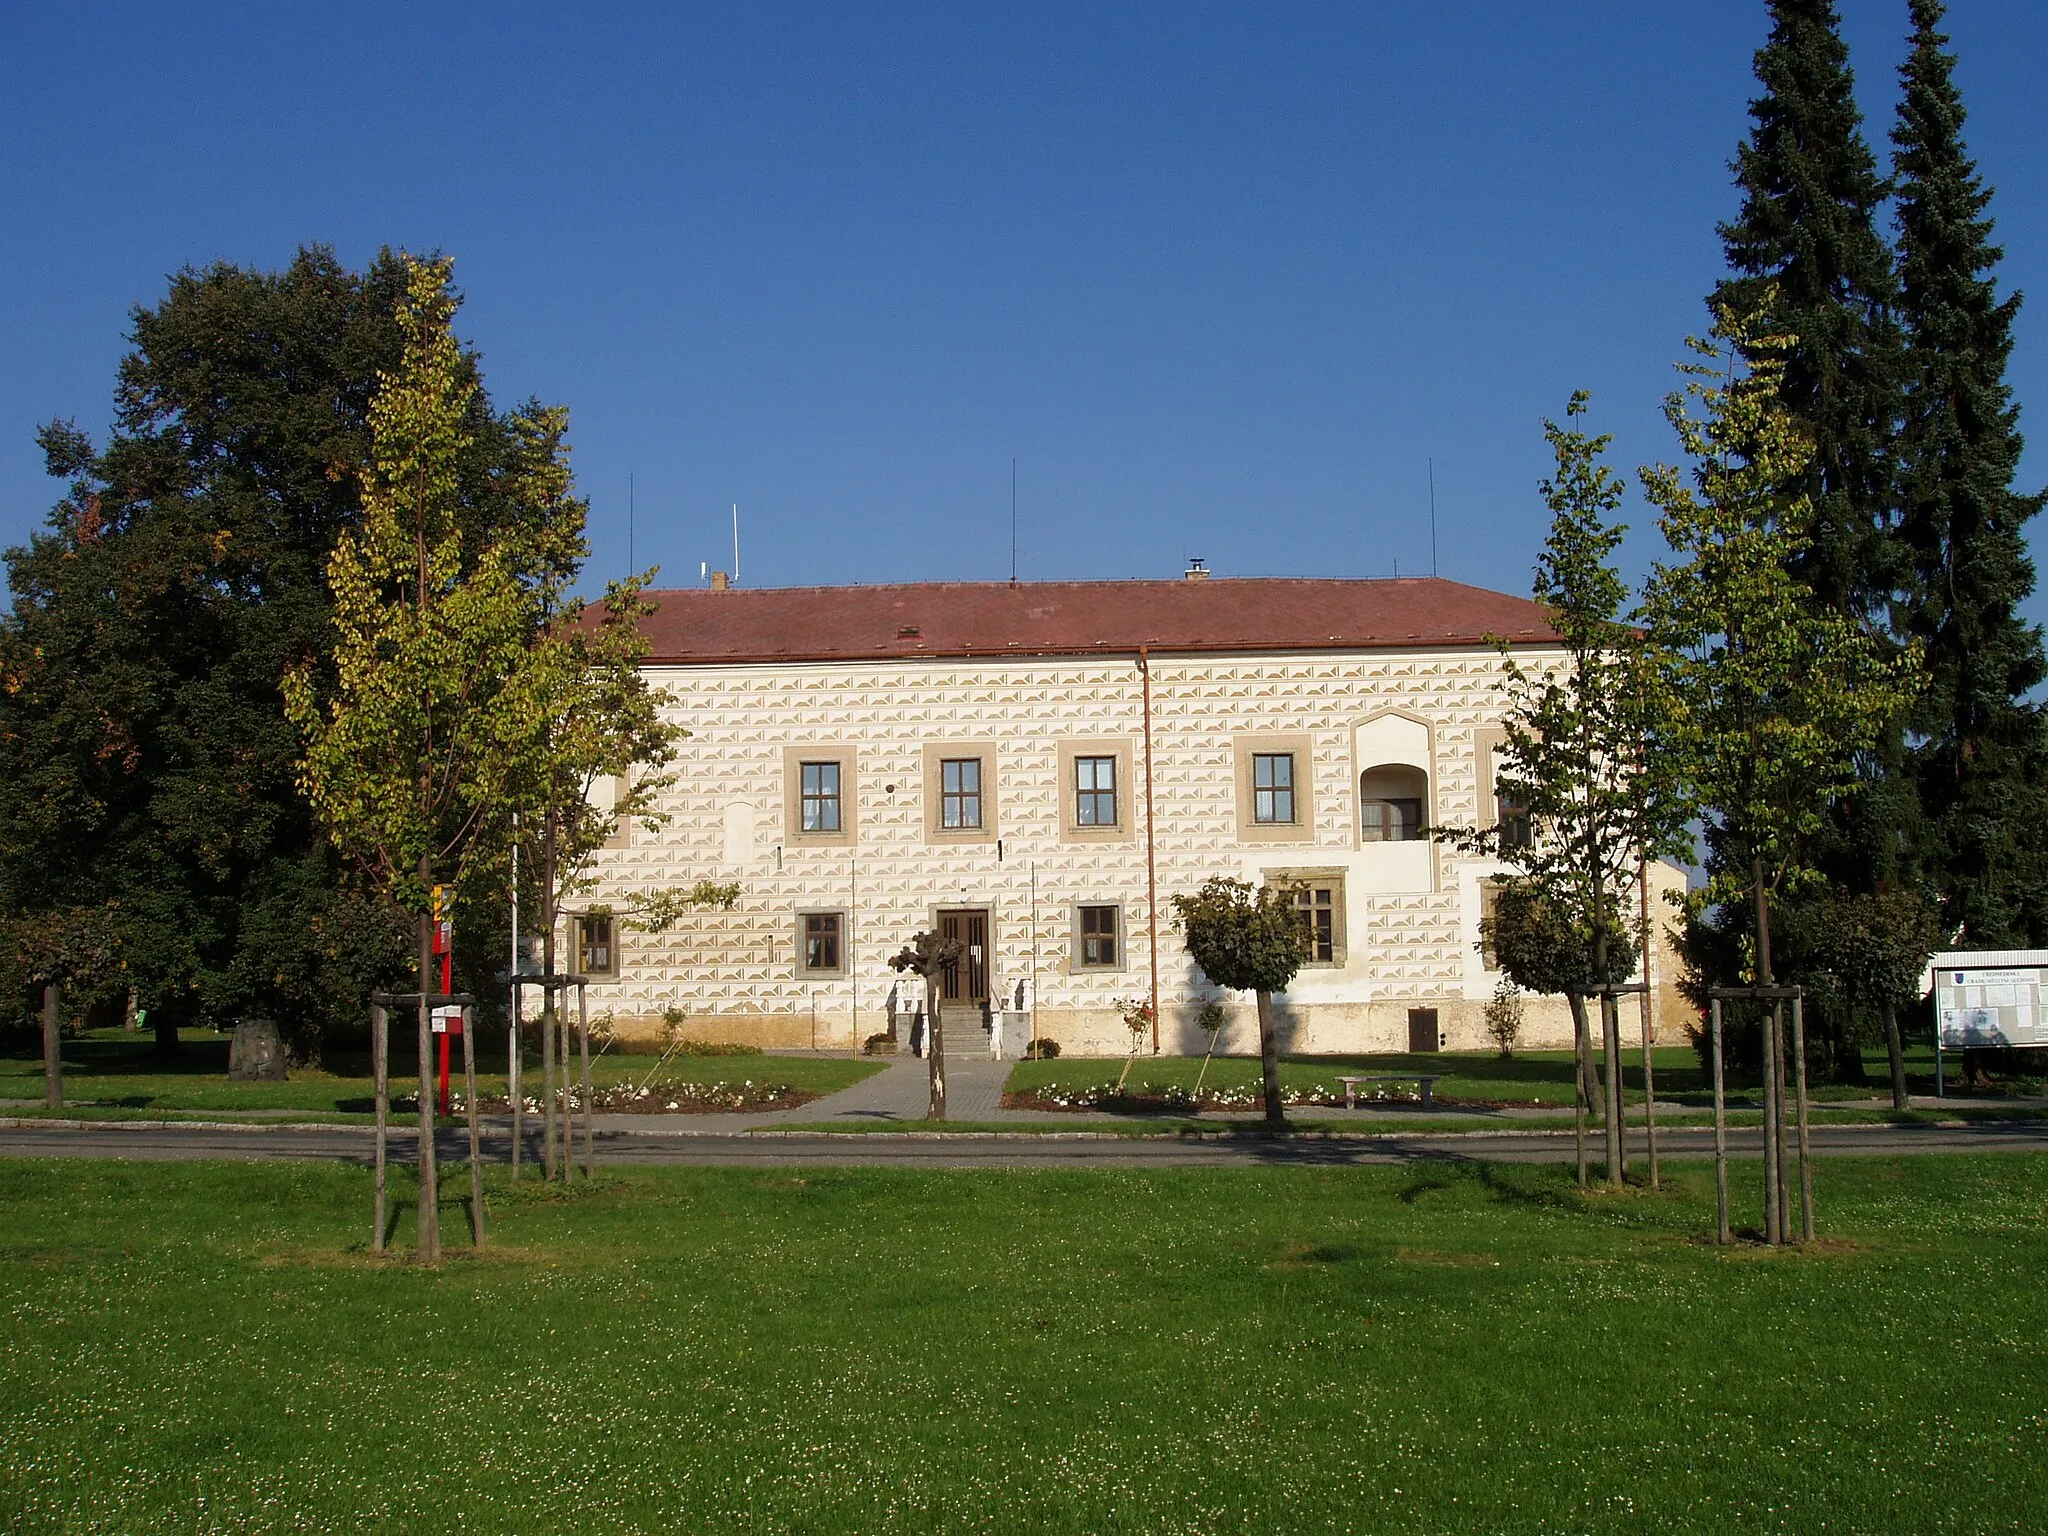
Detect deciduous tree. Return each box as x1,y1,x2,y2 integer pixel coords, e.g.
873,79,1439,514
1171,877,1311,1125
1639,301,1918,1094
1448,394,1680,1185
286,255,542,1258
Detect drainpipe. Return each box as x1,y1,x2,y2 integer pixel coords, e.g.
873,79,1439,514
1141,646,1161,1054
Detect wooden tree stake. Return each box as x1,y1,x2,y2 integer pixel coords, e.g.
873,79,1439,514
372,1003,389,1252
463,1004,485,1247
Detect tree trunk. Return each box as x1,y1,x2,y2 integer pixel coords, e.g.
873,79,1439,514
153,1002,180,1057
541,806,559,1180
1567,991,1589,1189
927,988,947,1120
1883,999,1909,1110
1637,851,1659,1191
1601,992,1625,1187
1752,856,1783,1245
41,984,62,1109
1256,990,1285,1125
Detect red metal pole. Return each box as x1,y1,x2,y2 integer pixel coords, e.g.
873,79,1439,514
436,916,454,1114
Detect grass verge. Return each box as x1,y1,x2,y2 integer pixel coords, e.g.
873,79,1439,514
0,1028,881,1117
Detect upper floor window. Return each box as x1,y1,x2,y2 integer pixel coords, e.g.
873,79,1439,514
1252,753,1296,824
783,745,857,845
1359,764,1428,842
799,761,842,833
1075,756,1117,826
1495,782,1532,852
940,758,983,829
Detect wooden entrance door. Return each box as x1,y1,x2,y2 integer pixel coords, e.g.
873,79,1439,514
938,910,990,1006
1407,1007,1440,1053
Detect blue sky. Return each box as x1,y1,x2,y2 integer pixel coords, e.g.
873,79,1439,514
5,2,2045,623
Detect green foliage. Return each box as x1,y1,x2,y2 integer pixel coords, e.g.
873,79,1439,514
1716,0,1903,621
285,256,538,920
1785,887,1943,1021
0,247,433,1045
1169,877,1311,997
1892,0,2048,947
1482,883,1635,1001
1446,392,1676,1002
627,879,741,934
1639,302,1920,979
1483,975,1524,1059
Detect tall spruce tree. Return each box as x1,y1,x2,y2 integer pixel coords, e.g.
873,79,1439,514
1716,0,1903,627
1704,1,1912,1075
1892,0,2048,947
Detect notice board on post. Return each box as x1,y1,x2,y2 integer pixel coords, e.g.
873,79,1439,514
1924,951,2048,1049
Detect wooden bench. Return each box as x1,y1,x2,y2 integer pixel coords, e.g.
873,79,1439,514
1338,1074,1441,1109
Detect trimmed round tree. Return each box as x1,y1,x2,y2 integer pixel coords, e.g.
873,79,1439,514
1171,877,1311,1124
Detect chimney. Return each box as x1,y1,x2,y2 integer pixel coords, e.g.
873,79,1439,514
1184,558,1209,581
710,570,730,591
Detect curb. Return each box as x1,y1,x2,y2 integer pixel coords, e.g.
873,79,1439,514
0,1116,2001,1141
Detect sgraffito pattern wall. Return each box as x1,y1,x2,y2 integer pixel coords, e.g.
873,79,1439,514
575,647,1688,1055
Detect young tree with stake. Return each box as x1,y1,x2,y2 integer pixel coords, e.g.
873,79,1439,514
286,256,543,1261
1448,394,1682,1188
1639,301,1918,1241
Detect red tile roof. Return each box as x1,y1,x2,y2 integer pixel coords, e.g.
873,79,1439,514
635,577,1557,664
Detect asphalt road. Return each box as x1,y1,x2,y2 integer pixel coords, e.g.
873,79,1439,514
1,1118,2044,1168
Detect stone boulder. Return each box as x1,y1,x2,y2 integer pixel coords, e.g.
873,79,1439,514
228,1018,288,1081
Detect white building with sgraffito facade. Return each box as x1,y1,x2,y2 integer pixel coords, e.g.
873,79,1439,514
568,569,1688,1057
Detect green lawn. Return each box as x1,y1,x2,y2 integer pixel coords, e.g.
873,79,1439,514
0,1028,880,1116
1002,1043,2019,1109
1,1154,2042,1532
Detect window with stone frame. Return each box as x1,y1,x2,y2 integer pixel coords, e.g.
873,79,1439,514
798,911,845,976
799,761,843,833
1252,752,1296,824
1272,872,1345,967
574,913,618,978
1359,763,1428,842
1074,904,1121,969
940,757,984,829
1074,755,1118,827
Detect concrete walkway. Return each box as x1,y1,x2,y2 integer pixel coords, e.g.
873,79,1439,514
587,1053,1047,1134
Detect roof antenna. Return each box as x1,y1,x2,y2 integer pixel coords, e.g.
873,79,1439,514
1009,457,1018,586
732,503,741,587
1428,458,1438,578
628,473,635,577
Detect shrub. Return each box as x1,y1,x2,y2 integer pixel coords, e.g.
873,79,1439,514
1026,1038,1061,1060
1484,975,1524,1059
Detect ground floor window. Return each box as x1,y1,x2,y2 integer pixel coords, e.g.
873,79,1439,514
1271,871,1345,967
573,914,618,978
1074,904,1121,969
798,911,845,976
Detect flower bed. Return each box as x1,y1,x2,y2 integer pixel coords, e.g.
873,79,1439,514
407,1079,820,1116
1002,1078,1433,1113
